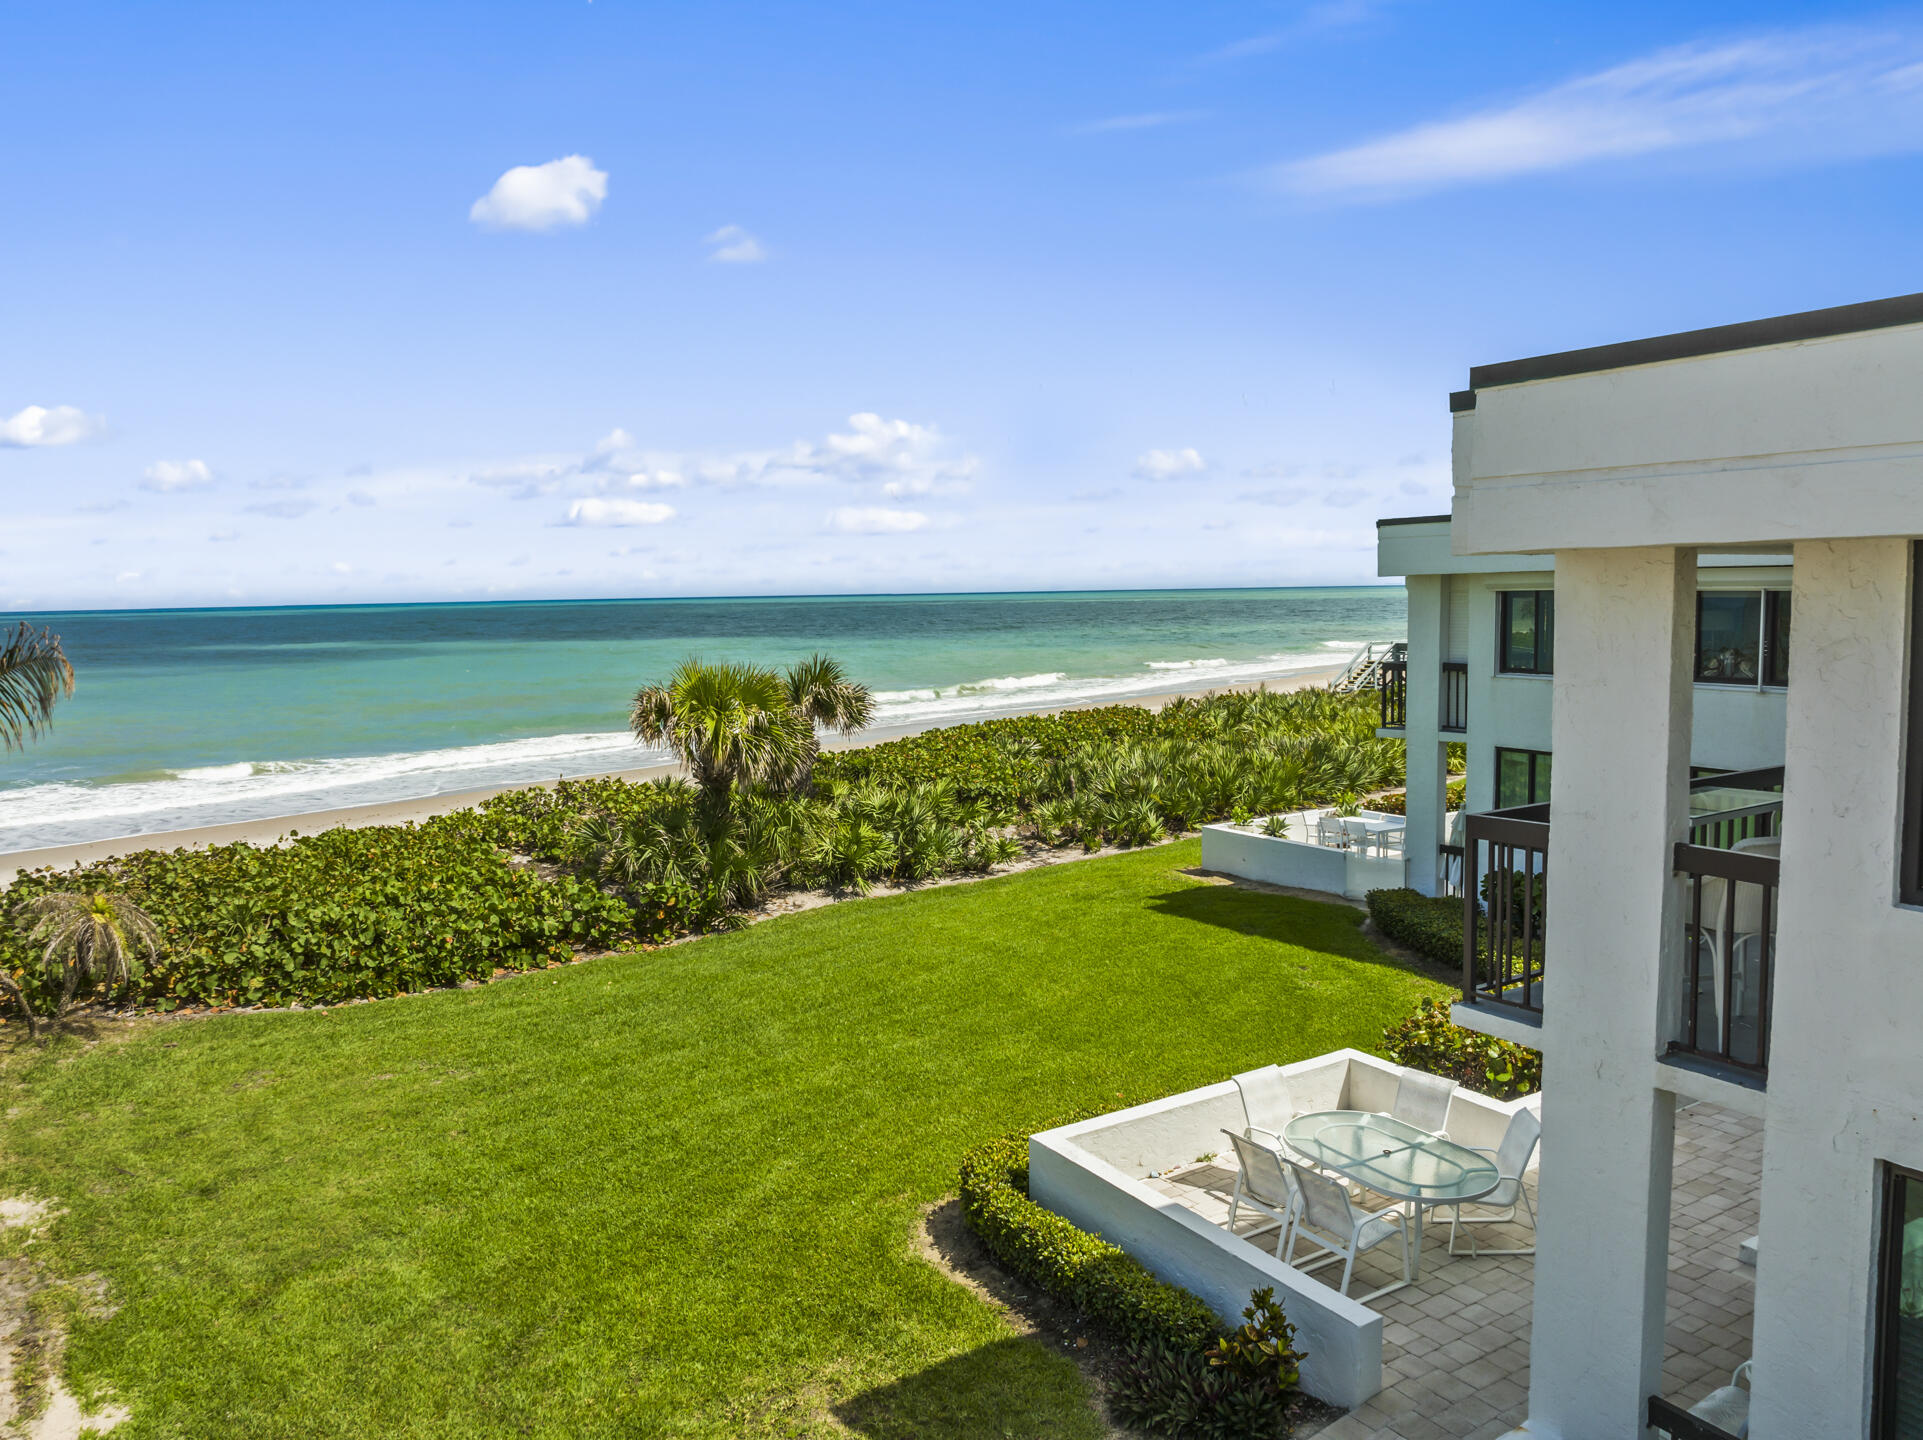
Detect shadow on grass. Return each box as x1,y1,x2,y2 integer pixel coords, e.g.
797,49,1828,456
1143,883,1443,978
832,1338,1102,1440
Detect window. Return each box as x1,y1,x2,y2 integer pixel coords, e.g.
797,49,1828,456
1873,1164,1923,1437
1495,748,1551,808
1499,591,1554,674
1696,592,1762,684
1695,589,1791,687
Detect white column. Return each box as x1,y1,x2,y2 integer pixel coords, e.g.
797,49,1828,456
1748,538,1922,1439
1528,546,1695,1438
1402,575,1449,895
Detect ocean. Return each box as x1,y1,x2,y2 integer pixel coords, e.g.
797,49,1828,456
0,587,1405,852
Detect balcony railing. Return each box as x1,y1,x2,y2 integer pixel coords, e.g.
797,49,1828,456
1461,804,1549,1017
1670,839,1777,1076
1379,659,1408,730
1439,661,1469,733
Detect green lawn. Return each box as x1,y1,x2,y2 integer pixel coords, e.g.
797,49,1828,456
0,840,1450,1438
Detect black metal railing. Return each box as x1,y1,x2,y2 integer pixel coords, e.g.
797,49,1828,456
1462,804,1549,1015
1647,1394,1743,1440
1437,843,1464,897
1440,661,1469,733
1671,840,1777,1076
1379,659,1407,730
1687,765,1784,850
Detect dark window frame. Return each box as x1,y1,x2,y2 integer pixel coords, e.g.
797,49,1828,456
1497,590,1555,676
1904,543,1923,906
1763,590,1791,688
1872,1161,1923,1437
1494,747,1552,809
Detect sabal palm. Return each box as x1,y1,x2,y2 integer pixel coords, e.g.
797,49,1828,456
9,890,161,1036
0,622,74,752
629,655,872,800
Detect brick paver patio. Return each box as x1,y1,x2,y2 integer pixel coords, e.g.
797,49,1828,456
1144,1101,1761,1440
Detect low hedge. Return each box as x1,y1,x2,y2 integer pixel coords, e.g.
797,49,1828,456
1364,887,1462,970
958,1126,1303,1437
958,1129,1221,1350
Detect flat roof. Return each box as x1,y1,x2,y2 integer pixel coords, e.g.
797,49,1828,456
1452,290,1923,410
1375,513,1451,528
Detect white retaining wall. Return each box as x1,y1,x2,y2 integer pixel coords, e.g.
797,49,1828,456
1028,1049,1541,1412
1200,813,1406,900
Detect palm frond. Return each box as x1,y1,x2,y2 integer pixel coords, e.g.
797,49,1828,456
0,622,74,752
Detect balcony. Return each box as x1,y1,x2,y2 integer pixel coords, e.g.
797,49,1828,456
1457,768,1782,1079
1378,656,1407,731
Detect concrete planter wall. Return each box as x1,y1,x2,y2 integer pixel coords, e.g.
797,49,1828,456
1199,810,1406,900
1027,1049,1541,1412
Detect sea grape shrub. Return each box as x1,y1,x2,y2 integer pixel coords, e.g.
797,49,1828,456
1381,996,1542,1102
0,819,634,1013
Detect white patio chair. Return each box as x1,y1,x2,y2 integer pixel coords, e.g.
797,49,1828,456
1656,1362,1751,1439
1339,816,1378,855
1692,870,1774,1043
1223,1129,1298,1256
1436,1106,1541,1256
1316,812,1348,849
1390,1068,1457,1138
1232,1065,1297,1149
1281,1160,1412,1302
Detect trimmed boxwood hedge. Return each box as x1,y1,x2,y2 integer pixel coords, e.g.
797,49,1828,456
958,1128,1222,1350
958,1124,1305,1437
1364,887,1462,970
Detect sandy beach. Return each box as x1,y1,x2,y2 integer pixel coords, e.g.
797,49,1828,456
0,665,1347,884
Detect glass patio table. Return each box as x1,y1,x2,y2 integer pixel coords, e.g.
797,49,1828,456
1282,1110,1500,1280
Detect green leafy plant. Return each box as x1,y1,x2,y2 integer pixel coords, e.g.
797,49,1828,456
1258,812,1290,838
1381,995,1542,1101
6,890,160,1036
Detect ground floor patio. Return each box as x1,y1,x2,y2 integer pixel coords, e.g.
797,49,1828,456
1144,1101,1762,1440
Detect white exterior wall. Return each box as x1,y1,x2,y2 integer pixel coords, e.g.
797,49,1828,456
1747,538,1923,1438
1430,306,1923,1438
1378,532,1790,892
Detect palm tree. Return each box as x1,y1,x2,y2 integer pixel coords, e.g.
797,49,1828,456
629,655,873,801
9,890,160,1037
0,622,74,751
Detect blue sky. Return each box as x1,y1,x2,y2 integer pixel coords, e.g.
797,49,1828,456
7,1,1923,609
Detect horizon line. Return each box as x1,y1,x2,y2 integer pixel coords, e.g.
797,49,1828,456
2,580,1405,621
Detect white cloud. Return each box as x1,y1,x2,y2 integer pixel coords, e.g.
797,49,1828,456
1133,447,1208,480
563,498,676,527
330,561,353,574
1275,26,1923,203
244,498,318,519
0,404,102,447
782,413,977,495
140,458,214,492
469,155,608,231
828,506,928,535
1074,111,1203,135
705,224,767,263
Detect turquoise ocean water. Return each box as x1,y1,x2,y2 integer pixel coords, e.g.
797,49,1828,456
0,587,1405,851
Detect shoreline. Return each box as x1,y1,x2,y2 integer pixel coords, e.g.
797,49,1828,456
0,665,1347,883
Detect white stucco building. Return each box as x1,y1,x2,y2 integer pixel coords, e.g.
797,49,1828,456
1380,292,1923,1438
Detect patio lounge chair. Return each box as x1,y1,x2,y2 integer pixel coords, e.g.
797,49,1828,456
1436,1105,1541,1256
1232,1065,1297,1148
1223,1129,1298,1256
1390,1068,1457,1137
1281,1160,1412,1302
